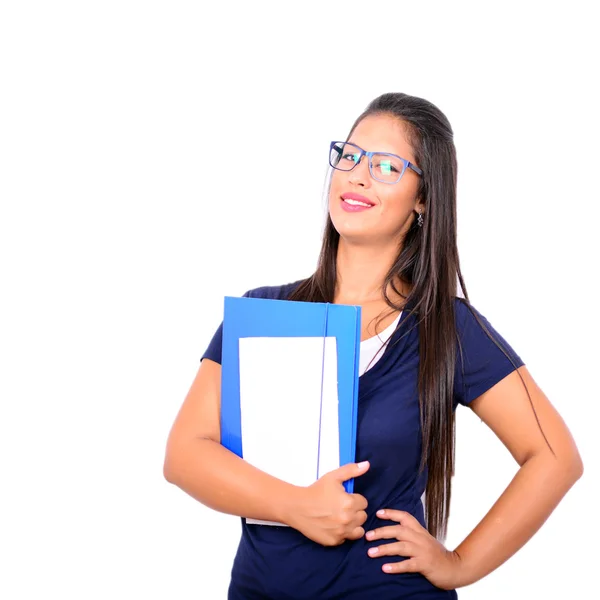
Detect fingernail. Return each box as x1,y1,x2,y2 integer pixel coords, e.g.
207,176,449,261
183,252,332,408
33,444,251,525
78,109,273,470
368,547,378,556
365,530,373,539
358,461,369,469
383,564,392,573
377,509,385,516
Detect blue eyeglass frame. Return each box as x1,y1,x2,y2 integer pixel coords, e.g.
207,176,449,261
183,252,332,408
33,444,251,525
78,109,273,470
329,140,423,183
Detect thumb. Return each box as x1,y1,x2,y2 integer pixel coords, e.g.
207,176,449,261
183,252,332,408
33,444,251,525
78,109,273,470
328,460,370,483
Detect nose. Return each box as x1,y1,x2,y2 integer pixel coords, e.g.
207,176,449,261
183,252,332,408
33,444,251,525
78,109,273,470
347,155,372,188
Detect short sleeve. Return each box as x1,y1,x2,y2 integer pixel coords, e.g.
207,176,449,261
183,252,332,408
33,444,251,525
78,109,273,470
453,299,525,408
200,321,224,365
200,290,251,365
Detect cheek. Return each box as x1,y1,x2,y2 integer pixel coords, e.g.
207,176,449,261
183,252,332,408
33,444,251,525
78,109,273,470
379,191,405,215
328,172,343,199
378,191,417,232
328,175,345,212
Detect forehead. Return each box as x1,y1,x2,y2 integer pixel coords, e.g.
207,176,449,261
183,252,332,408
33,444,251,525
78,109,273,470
348,114,415,160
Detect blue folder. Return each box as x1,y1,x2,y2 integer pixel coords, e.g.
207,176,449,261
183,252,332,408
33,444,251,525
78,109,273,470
221,296,361,493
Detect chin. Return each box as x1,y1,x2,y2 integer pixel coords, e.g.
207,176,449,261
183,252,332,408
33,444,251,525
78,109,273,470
331,220,376,243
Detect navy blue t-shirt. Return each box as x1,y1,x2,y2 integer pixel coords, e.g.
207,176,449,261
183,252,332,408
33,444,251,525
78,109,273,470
201,280,525,599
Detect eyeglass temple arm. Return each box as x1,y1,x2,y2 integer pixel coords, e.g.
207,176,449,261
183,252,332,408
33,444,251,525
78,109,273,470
408,162,423,176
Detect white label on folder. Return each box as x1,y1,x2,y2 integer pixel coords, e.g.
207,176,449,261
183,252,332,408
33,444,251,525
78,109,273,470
238,336,340,526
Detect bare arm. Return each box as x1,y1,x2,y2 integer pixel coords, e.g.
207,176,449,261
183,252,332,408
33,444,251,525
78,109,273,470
452,365,584,587
163,358,301,523
163,358,370,545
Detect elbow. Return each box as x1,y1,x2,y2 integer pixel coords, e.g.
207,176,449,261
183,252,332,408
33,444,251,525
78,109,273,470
162,436,215,484
163,444,181,484
527,447,584,485
554,449,584,485
570,452,584,481
162,434,188,483
163,457,176,483
562,440,584,482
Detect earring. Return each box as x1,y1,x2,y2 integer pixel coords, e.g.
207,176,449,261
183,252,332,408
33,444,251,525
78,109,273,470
417,209,424,228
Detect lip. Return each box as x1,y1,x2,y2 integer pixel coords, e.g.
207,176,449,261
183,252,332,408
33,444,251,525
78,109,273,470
340,192,375,213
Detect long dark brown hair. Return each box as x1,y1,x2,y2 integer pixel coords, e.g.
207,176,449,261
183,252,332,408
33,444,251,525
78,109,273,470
288,92,553,541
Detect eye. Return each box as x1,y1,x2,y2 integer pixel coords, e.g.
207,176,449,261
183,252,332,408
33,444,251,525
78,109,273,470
374,159,400,173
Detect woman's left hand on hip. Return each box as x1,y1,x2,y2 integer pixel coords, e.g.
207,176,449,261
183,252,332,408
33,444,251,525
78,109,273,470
365,509,463,591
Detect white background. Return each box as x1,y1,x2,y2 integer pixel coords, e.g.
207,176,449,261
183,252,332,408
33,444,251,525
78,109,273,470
1,1,598,598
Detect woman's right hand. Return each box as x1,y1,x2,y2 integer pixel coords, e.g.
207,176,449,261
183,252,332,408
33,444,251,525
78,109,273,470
287,461,371,546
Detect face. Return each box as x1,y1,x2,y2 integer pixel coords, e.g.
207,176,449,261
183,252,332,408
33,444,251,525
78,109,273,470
329,113,423,245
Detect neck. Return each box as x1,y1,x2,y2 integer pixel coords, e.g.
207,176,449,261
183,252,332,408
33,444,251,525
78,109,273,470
333,237,409,305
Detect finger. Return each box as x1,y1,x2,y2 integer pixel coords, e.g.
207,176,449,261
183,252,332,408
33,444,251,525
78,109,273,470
366,524,417,542
353,510,368,528
376,509,423,531
364,525,401,541
367,540,417,559
346,525,365,541
350,493,368,511
328,461,370,483
382,558,420,574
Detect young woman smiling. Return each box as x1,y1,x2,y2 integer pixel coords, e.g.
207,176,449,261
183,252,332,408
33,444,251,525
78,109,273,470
164,92,583,599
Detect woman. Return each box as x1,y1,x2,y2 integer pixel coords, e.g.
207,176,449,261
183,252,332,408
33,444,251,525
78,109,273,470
163,92,583,599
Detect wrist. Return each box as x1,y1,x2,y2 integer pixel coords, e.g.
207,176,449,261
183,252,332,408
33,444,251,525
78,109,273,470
450,548,475,588
276,483,307,527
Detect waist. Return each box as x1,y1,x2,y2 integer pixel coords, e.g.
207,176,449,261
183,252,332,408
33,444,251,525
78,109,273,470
229,501,454,599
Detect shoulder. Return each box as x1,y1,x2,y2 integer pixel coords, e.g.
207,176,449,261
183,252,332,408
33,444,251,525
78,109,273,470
243,278,306,300
452,296,489,331
450,296,525,407
452,296,512,342
452,296,495,349
451,295,523,366
453,295,477,318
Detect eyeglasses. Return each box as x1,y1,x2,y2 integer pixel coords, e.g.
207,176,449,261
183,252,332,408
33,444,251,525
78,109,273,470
329,141,423,184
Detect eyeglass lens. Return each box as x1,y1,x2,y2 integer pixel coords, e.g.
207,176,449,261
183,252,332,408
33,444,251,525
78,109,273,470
330,142,405,183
